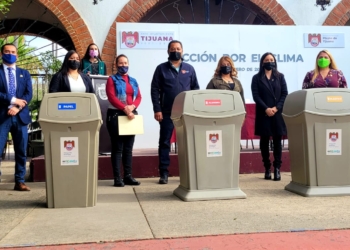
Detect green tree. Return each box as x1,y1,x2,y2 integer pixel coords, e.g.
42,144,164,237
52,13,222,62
28,51,62,121
29,78,43,122
0,0,13,15
40,50,62,92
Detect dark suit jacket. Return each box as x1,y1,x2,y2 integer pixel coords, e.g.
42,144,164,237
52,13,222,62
0,65,32,125
251,72,288,136
49,72,94,93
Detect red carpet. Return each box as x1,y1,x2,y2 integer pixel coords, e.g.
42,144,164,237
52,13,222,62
29,149,290,182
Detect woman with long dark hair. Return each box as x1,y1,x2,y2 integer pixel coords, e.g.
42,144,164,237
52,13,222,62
251,52,288,181
106,54,141,187
49,50,94,93
81,43,107,75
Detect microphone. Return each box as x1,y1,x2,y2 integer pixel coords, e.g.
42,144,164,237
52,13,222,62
82,56,99,73
82,63,92,73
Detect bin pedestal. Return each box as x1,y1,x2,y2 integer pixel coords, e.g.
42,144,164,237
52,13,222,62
171,90,247,201
285,182,350,197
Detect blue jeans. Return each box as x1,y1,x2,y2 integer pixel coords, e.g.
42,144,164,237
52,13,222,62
0,116,28,183
158,113,174,176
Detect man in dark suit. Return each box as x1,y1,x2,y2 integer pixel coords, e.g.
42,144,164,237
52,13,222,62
0,43,32,191
151,40,199,184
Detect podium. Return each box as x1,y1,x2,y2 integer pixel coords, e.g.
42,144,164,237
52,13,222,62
90,75,111,154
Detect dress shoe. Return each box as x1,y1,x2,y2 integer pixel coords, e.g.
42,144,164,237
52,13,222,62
274,168,281,181
159,175,168,184
264,169,271,180
123,175,140,186
114,177,125,187
14,182,30,191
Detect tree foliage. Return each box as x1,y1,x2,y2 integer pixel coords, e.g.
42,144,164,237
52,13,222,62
0,0,13,15
40,51,62,78
40,50,62,93
28,51,62,120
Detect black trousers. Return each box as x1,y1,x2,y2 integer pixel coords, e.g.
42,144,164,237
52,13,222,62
158,113,174,176
106,109,135,179
259,135,282,169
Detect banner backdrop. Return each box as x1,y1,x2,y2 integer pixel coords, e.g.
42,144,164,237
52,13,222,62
116,22,350,149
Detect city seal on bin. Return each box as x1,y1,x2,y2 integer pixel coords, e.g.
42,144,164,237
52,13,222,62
64,140,75,151
58,103,77,110
329,132,339,142
209,133,219,143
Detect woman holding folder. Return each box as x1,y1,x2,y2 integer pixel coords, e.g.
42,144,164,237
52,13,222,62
106,54,142,187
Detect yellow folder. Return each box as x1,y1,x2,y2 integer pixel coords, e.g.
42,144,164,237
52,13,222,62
118,115,144,135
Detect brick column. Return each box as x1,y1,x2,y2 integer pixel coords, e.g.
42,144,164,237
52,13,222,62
102,0,159,75
38,0,93,57
323,0,350,25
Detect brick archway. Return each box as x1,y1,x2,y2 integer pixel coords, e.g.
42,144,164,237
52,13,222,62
102,0,294,74
249,0,295,25
38,0,93,56
323,0,350,25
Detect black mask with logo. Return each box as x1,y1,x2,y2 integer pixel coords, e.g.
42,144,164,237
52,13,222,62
220,66,232,75
168,52,182,61
68,60,80,70
262,62,276,71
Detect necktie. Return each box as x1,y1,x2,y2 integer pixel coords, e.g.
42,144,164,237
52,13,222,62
7,67,15,96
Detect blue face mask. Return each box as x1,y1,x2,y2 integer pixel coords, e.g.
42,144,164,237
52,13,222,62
2,54,17,64
117,66,129,75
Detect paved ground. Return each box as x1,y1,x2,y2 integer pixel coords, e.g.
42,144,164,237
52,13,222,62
1,156,350,249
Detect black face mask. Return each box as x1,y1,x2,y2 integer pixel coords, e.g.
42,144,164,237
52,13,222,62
263,62,276,71
220,66,232,75
168,51,182,61
68,60,80,70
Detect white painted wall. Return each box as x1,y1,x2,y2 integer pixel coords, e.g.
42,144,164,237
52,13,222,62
67,0,343,50
278,0,341,25
69,0,129,49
